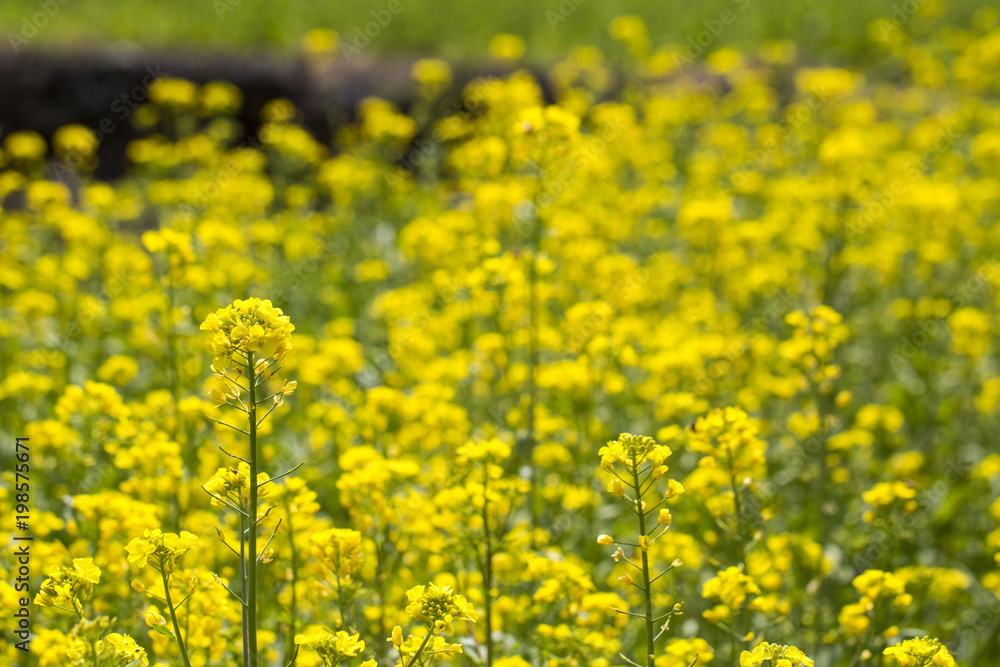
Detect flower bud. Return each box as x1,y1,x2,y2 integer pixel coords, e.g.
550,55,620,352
145,609,167,627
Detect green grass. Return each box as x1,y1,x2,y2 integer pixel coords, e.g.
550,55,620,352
0,0,986,63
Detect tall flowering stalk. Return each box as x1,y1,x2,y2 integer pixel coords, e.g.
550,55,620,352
200,298,299,667
126,530,198,667
598,433,685,667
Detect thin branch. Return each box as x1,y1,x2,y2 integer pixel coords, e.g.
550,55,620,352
643,497,666,517
218,446,250,464
256,401,279,427
257,518,283,563
619,653,643,667
200,485,250,517
622,556,643,572
217,373,250,393
610,607,646,618
258,462,305,488
253,505,277,527
210,418,251,437
259,364,281,384
256,391,283,405
141,591,168,605
214,575,247,606
218,537,243,560
649,565,677,585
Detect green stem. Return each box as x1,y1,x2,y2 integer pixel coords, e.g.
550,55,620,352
247,352,259,667
375,535,387,662
165,274,184,533
404,630,434,667
161,570,193,667
335,572,350,631
285,501,299,662
241,513,250,667
482,468,493,667
526,215,539,538
726,444,752,666
632,462,655,667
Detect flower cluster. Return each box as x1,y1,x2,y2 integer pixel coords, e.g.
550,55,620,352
125,529,199,575
404,584,479,635
200,297,294,370
739,642,814,666
310,528,363,579
203,462,271,508
34,558,102,614
294,630,375,666
883,636,957,666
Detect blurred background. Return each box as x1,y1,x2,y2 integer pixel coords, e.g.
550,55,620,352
0,0,984,178
0,0,984,59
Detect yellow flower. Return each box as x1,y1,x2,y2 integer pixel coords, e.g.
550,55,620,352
144,608,170,636
703,566,761,611
200,298,294,370
72,558,101,585
489,33,526,60
204,462,271,507
125,529,198,575
52,124,98,160
34,559,101,613
309,528,363,578
739,642,814,666
405,583,479,635
301,28,340,56
665,479,685,500
883,636,956,667
296,630,367,664
95,633,149,667
601,433,671,472
412,59,452,98
149,77,197,111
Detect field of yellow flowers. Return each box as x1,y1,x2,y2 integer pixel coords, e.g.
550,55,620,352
3,13,1000,667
